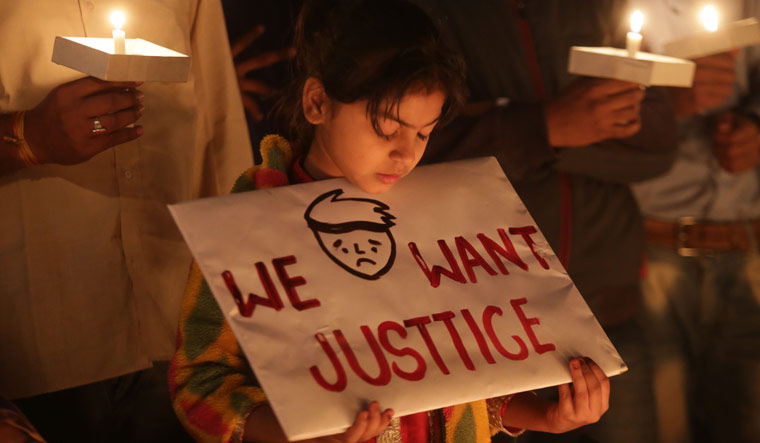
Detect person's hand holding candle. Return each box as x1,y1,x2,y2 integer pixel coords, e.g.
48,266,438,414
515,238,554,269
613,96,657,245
667,5,738,116
544,78,645,147
21,76,144,165
669,50,737,116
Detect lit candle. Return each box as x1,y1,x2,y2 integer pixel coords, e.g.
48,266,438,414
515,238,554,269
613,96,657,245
626,10,644,57
110,10,126,54
701,5,719,32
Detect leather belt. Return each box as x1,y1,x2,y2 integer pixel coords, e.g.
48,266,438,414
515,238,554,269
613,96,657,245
644,217,760,256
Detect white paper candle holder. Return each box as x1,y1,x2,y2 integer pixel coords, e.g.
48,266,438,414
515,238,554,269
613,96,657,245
52,36,191,82
663,17,760,59
569,46,695,87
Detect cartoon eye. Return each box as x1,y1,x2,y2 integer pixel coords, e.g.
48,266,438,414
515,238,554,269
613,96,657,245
371,247,378,253
342,248,349,254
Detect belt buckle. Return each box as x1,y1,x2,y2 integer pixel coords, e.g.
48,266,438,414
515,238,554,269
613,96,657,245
675,216,703,257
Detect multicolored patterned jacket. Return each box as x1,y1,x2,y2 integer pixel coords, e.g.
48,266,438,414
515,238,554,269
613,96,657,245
169,135,506,443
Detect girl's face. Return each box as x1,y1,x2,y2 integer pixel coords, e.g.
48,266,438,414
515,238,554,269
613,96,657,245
305,88,446,194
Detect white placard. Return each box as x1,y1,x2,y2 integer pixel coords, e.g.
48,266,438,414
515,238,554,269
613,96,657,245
663,18,760,59
170,157,626,441
52,36,190,82
569,46,695,87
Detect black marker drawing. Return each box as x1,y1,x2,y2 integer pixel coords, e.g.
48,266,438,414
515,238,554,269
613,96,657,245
304,189,396,280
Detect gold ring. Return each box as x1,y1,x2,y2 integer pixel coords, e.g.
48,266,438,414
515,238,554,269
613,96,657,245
92,117,107,134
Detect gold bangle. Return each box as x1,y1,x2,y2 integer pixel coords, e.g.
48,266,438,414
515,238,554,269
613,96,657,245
486,394,526,437
11,111,39,167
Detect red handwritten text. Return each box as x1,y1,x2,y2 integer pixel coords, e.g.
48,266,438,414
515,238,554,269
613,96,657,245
222,255,319,318
309,296,556,392
409,227,550,288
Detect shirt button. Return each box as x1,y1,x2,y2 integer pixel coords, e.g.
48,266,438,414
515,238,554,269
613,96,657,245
123,169,133,179
85,1,95,10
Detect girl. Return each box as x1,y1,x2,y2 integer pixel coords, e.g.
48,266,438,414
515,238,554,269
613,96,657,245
169,1,610,442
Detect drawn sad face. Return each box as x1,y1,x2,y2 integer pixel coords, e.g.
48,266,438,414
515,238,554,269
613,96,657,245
317,229,395,279
305,189,397,280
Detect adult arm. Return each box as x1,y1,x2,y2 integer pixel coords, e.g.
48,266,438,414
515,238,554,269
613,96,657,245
425,82,677,183
552,85,679,183
711,45,760,174
0,77,143,176
0,114,25,173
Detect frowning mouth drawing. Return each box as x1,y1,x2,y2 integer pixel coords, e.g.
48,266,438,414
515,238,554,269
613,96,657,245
305,189,397,280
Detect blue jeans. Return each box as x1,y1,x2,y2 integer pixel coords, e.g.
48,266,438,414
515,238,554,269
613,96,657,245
642,245,760,443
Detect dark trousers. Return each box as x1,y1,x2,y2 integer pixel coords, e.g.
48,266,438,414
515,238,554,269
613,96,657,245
14,362,193,443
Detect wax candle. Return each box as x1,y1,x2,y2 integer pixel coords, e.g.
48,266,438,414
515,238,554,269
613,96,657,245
110,10,126,54
701,5,719,32
626,10,644,57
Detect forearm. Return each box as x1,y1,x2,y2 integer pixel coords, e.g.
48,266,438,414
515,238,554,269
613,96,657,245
0,113,28,175
553,86,678,183
500,392,556,434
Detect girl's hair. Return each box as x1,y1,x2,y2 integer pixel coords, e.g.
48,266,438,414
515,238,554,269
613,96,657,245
275,0,467,147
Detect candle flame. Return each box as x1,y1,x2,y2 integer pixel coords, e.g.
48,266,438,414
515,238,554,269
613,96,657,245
630,10,644,34
701,5,719,32
110,10,126,30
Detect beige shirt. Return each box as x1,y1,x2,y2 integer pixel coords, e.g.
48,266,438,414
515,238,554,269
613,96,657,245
0,0,253,399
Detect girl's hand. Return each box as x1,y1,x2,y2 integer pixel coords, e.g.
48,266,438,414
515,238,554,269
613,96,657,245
342,401,394,443
545,357,610,433
316,401,394,443
244,401,392,443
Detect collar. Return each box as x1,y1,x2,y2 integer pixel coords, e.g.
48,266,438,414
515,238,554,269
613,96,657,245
291,156,315,184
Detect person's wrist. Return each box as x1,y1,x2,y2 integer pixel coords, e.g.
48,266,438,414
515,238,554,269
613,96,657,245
489,394,526,437
14,112,40,167
2,111,40,168
21,109,49,165
541,399,567,434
